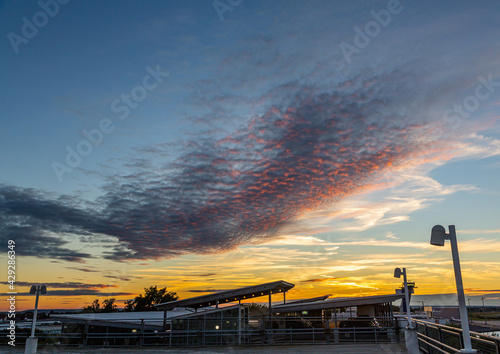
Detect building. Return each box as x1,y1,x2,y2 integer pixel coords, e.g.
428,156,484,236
53,280,404,347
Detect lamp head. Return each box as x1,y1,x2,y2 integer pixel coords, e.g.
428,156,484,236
430,225,447,246
394,267,402,278
29,285,36,294
40,285,47,294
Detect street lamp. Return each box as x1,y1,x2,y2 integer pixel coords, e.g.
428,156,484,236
394,267,413,329
417,299,426,313
25,285,46,354
467,298,472,324
481,297,487,325
430,225,476,354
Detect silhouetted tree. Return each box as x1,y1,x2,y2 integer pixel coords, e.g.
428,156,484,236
124,286,178,311
82,299,101,313
101,298,117,312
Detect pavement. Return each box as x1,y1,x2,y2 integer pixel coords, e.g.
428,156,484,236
1,343,409,353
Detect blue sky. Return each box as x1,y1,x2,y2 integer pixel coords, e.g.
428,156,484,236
1,0,500,309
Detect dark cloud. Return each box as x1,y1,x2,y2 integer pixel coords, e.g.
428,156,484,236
0,71,434,262
0,290,133,297
103,275,139,282
0,281,118,289
66,267,99,273
301,277,339,283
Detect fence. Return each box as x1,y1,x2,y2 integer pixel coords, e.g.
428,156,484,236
1,315,398,349
412,318,500,354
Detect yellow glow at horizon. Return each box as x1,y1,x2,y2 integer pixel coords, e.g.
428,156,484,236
2,239,498,311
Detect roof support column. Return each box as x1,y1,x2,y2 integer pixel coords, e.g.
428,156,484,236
238,302,242,345
268,291,272,318
283,291,286,304
216,299,219,309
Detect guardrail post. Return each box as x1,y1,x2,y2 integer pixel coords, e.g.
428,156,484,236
105,325,109,347
83,320,89,347
140,319,145,347
187,317,190,346
424,321,430,353
169,324,172,347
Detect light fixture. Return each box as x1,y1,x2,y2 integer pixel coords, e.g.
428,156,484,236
430,225,476,353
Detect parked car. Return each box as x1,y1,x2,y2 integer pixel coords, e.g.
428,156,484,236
339,315,380,328
338,316,382,340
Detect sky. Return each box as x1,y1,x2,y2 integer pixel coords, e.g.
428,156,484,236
1,0,500,311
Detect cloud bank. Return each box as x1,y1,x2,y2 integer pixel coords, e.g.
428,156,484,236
0,69,441,262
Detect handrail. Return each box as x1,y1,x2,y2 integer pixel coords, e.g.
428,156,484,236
411,318,500,354
1,322,398,348
416,332,461,353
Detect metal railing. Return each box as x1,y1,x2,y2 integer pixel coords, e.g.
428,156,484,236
412,318,500,354
0,316,398,349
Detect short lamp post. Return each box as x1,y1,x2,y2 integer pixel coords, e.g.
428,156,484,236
394,267,413,329
481,297,487,325
431,225,476,353
25,285,46,354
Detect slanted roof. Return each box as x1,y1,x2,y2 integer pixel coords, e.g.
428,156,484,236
284,294,331,305
155,280,295,311
272,294,404,313
54,310,174,331
53,305,243,331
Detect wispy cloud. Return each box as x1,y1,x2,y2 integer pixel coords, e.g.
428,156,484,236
187,289,226,293
460,228,500,235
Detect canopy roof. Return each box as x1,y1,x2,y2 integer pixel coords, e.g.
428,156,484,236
155,280,295,311
272,294,404,313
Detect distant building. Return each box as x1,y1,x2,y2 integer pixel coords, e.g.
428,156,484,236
431,306,460,320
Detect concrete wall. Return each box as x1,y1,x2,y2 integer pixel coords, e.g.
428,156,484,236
357,305,375,317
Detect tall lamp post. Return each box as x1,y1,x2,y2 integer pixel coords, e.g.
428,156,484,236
394,267,413,329
430,225,476,354
25,285,46,354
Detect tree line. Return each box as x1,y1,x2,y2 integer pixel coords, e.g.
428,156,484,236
82,286,178,313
